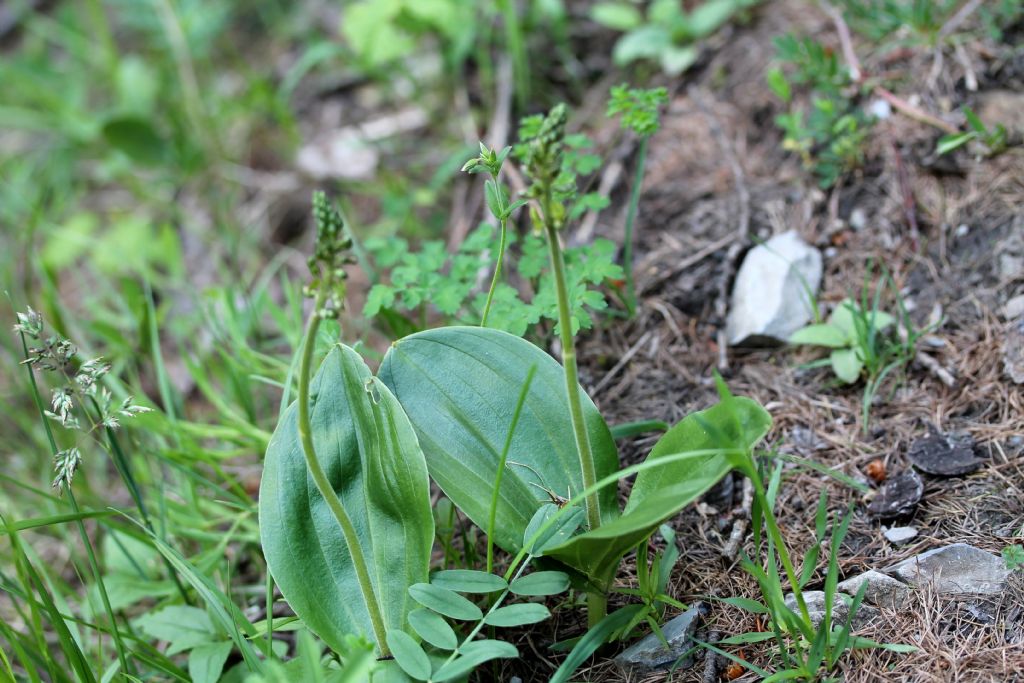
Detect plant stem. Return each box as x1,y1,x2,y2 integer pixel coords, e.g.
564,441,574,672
586,591,608,629
540,189,601,535
480,217,508,328
622,136,648,317
18,333,131,678
746,467,811,624
297,292,389,656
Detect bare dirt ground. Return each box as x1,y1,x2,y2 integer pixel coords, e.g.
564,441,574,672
510,1,1024,680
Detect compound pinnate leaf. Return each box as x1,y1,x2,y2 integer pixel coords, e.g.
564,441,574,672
432,640,518,682
483,603,551,627
430,569,508,594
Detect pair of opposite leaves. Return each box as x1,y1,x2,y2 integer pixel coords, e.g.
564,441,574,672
259,326,769,658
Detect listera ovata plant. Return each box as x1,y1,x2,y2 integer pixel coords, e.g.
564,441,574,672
259,107,771,678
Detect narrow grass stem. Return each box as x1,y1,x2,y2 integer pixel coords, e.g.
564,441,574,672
480,217,508,328
18,333,131,678
85,395,191,604
297,292,389,656
622,137,648,317
746,466,811,624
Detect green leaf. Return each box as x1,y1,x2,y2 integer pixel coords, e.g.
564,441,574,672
766,67,791,103
188,641,233,683
484,603,551,627
101,116,167,166
408,583,483,621
830,348,863,384
936,132,975,155
613,25,671,65
379,327,619,556
408,608,458,650
718,596,770,614
523,503,584,554
591,2,643,30
386,630,431,681
828,299,859,340
789,324,848,348
549,605,645,683
432,640,518,681
659,45,698,76
686,0,739,36
543,396,770,588
136,606,214,655
431,569,508,594
258,346,434,655
509,571,570,596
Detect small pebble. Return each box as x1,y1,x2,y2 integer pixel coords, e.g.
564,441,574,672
955,224,970,238
884,526,918,545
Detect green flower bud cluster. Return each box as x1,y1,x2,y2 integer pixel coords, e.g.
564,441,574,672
307,191,356,318
523,104,568,185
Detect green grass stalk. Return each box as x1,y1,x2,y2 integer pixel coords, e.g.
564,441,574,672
622,136,648,316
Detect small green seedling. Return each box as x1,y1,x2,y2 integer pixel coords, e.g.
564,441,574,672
790,273,929,431
768,35,873,188
592,0,759,75
1003,545,1024,571
607,84,668,317
936,106,1008,156
790,298,897,385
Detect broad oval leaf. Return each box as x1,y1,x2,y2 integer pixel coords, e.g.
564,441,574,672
543,396,771,588
483,603,551,627
789,323,848,348
830,348,863,384
408,608,458,651
379,327,619,555
509,571,570,597
258,346,433,655
431,569,508,594
386,630,431,681
408,583,483,621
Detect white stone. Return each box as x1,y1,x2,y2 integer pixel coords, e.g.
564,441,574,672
1004,294,1024,320
726,231,823,345
838,570,911,609
884,526,918,545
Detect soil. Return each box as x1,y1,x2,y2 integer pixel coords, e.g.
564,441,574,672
489,1,1024,681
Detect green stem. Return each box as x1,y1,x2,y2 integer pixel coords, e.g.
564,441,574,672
480,217,508,328
297,292,389,656
18,334,131,678
486,364,536,573
540,190,601,534
746,466,811,624
622,137,648,317
86,396,191,604
539,186,605,623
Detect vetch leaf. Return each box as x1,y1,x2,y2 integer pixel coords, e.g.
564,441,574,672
258,346,433,655
408,583,483,621
408,608,458,651
483,603,551,627
430,569,507,594
379,327,619,556
386,630,431,681
432,640,518,681
509,571,570,596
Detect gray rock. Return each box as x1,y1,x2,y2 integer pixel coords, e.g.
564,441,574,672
838,570,912,609
614,605,704,673
907,430,984,476
884,526,919,546
885,543,1011,595
1004,294,1024,321
726,231,822,345
867,469,924,519
1005,319,1024,385
783,591,879,629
